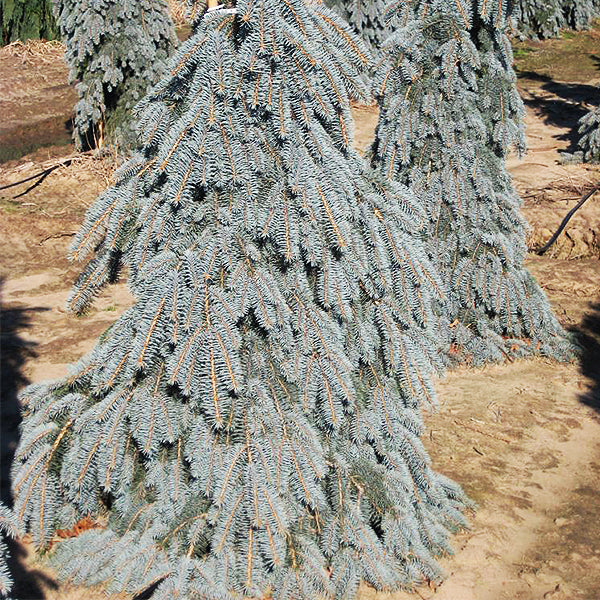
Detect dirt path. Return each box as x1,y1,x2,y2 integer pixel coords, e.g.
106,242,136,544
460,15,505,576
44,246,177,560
1,33,600,600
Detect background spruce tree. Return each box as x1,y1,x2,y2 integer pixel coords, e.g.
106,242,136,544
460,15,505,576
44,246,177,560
511,0,564,39
512,0,600,39
54,0,178,150
574,103,600,162
1,0,58,45
562,0,599,31
371,0,573,365
325,0,390,55
11,1,469,598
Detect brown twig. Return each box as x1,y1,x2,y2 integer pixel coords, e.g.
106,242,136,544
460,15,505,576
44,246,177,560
453,418,512,444
0,164,63,191
0,151,99,199
39,232,77,245
536,184,600,255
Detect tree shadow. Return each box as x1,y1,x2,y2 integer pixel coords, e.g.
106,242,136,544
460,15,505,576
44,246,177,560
575,300,600,412
1,297,37,507
516,70,599,153
5,538,59,599
1,280,56,599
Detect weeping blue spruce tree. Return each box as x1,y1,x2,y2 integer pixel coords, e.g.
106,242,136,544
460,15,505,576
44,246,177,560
512,0,600,39
510,0,564,39
11,1,468,598
575,104,600,162
325,0,390,54
372,0,573,365
54,0,177,150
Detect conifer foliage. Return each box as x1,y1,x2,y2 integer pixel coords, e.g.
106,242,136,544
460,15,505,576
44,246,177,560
2,0,58,45
511,0,564,39
325,0,390,53
371,0,573,365
0,504,18,599
12,1,468,598
511,0,600,39
562,0,599,31
576,104,600,162
54,0,178,150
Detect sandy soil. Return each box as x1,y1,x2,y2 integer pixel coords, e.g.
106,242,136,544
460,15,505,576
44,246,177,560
1,33,600,600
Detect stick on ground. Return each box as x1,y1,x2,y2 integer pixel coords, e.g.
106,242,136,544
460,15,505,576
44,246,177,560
536,185,599,256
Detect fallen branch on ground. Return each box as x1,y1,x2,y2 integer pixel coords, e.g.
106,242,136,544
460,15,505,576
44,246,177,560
536,184,600,256
39,232,78,245
0,151,97,199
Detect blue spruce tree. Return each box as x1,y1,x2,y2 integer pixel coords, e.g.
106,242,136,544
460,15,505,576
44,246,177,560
371,0,573,365
512,0,600,39
11,1,469,598
325,0,390,55
511,0,564,39
561,0,599,31
54,0,178,150
575,104,600,162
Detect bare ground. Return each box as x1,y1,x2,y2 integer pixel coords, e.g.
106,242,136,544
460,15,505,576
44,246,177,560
1,32,600,600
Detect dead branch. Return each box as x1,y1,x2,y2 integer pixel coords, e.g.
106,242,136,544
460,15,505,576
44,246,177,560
536,184,600,255
453,418,512,444
39,232,77,245
0,151,98,199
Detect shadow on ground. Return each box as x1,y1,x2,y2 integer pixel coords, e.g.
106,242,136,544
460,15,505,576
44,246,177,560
1,281,56,599
576,299,600,413
0,288,40,506
517,71,599,153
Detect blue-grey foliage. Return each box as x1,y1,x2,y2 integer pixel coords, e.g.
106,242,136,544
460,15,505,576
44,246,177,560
561,0,599,31
511,0,564,39
562,101,600,163
0,504,18,599
576,103,600,162
54,0,178,150
512,0,600,39
371,0,573,365
325,0,391,55
12,2,469,599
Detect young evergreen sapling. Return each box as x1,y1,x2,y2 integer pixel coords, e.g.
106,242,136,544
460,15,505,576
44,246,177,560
562,99,600,164
54,0,178,150
371,0,573,365
12,1,469,598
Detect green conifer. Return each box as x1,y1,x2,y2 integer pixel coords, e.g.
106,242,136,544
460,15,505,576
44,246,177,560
1,0,58,45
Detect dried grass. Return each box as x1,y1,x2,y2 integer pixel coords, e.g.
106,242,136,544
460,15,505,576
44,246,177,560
66,151,122,188
0,39,65,65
